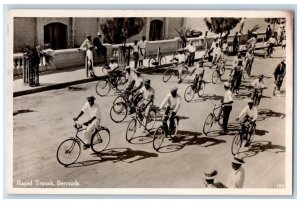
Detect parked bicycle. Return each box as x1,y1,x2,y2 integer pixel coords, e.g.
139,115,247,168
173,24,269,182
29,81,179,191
95,70,127,96
184,75,206,102
162,61,189,83
56,121,110,166
125,103,157,143
203,102,224,135
148,47,167,68
231,119,256,155
152,108,180,151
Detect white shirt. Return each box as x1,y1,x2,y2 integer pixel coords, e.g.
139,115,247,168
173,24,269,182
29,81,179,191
187,44,196,52
82,102,101,120
138,40,146,49
176,54,186,64
134,76,144,88
268,37,276,44
160,93,181,113
195,66,205,75
132,44,139,52
239,106,258,121
139,86,155,102
252,79,264,89
223,90,233,104
226,166,245,188
213,47,222,57
109,62,118,71
79,39,93,51
232,56,243,67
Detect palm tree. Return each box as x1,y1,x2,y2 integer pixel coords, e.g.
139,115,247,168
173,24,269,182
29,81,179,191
264,18,286,32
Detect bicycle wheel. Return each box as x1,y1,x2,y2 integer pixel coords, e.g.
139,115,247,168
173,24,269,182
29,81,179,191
203,114,214,135
197,80,206,97
249,125,256,142
113,95,126,106
116,75,127,92
110,102,128,123
163,69,173,83
231,132,242,155
153,126,165,151
212,70,219,84
148,57,157,68
184,85,195,102
169,117,179,139
160,56,167,66
57,138,81,166
91,127,110,153
96,80,111,96
181,66,188,80
145,109,157,130
126,119,137,142
273,86,277,96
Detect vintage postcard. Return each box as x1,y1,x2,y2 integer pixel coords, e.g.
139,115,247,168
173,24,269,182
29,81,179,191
7,9,293,195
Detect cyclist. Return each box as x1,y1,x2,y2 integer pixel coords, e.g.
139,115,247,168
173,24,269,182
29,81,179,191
237,99,258,147
220,82,233,135
230,60,243,94
135,79,155,133
212,43,222,66
73,96,102,149
173,48,187,84
159,87,182,135
124,66,135,92
190,61,205,91
251,74,264,105
208,36,219,62
130,68,144,112
265,35,276,57
247,32,257,52
243,49,254,76
273,60,286,93
186,40,196,67
232,53,243,71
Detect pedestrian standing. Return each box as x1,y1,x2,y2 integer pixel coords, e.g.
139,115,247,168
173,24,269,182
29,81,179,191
186,41,196,67
266,24,272,41
233,32,239,54
220,82,233,135
93,32,107,61
79,34,95,77
203,168,226,188
231,61,243,94
138,36,147,67
131,40,139,68
226,156,245,188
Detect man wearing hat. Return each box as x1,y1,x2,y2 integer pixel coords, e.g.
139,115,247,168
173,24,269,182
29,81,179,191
266,34,276,57
138,36,147,67
131,40,139,68
93,32,106,59
273,59,286,93
220,81,233,135
186,40,196,67
135,79,155,133
130,68,144,109
247,32,257,52
237,99,258,147
173,48,187,83
159,87,182,135
226,156,245,188
190,61,205,91
203,168,218,188
73,96,102,149
208,36,218,62
79,34,95,77
230,60,243,94
251,74,265,105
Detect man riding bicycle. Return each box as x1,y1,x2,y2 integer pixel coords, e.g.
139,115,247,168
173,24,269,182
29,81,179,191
190,61,205,91
247,32,257,52
266,35,276,57
159,87,182,135
243,49,254,75
237,99,258,147
129,68,144,113
173,48,187,84
251,74,264,105
135,79,155,133
273,59,286,93
212,43,222,66
73,96,102,149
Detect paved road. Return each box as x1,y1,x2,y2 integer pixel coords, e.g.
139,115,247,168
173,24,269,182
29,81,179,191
13,47,287,188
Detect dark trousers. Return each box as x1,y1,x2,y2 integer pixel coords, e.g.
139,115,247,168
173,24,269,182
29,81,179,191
188,52,195,66
133,52,139,68
222,105,232,132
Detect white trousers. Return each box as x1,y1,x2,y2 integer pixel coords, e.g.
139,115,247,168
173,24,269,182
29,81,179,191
83,119,100,144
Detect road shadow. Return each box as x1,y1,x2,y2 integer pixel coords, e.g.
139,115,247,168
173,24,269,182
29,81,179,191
257,109,286,121
190,94,223,103
68,86,87,91
238,141,285,158
66,147,158,167
13,109,36,116
255,129,269,136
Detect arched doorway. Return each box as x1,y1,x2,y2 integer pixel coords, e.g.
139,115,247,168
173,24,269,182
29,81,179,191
44,23,67,50
149,20,163,41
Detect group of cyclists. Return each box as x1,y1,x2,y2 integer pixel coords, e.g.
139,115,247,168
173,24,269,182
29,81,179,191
74,28,286,151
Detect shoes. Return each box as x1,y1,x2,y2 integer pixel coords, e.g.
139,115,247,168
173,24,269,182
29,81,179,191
83,144,91,150
244,141,250,147
178,80,182,84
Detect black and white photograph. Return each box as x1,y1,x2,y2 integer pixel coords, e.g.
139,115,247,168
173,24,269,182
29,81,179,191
8,10,293,195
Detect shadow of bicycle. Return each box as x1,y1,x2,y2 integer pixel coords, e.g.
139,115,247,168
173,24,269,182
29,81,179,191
238,141,285,158
258,109,286,121
66,147,158,168
190,94,223,103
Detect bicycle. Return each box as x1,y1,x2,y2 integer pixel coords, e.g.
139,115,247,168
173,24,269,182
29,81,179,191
231,119,256,155
273,75,284,96
162,61,189,83
148,47,167,68
264,44,275,58
251,88,266,106
56,121,110,166
202,102,224,135
152,108,180,151
184,75,206,102
243,57,254,79
125,102,157,142
211,58,226,84
95,69,127,96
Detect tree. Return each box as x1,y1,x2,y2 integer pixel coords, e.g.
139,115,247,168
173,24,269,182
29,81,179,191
264,18,286,31
99,18,146,45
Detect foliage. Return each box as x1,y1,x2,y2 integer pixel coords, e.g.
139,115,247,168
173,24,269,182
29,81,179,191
99,18,146,45
264,18,286,25
204,18,242,34
19,44,54,66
